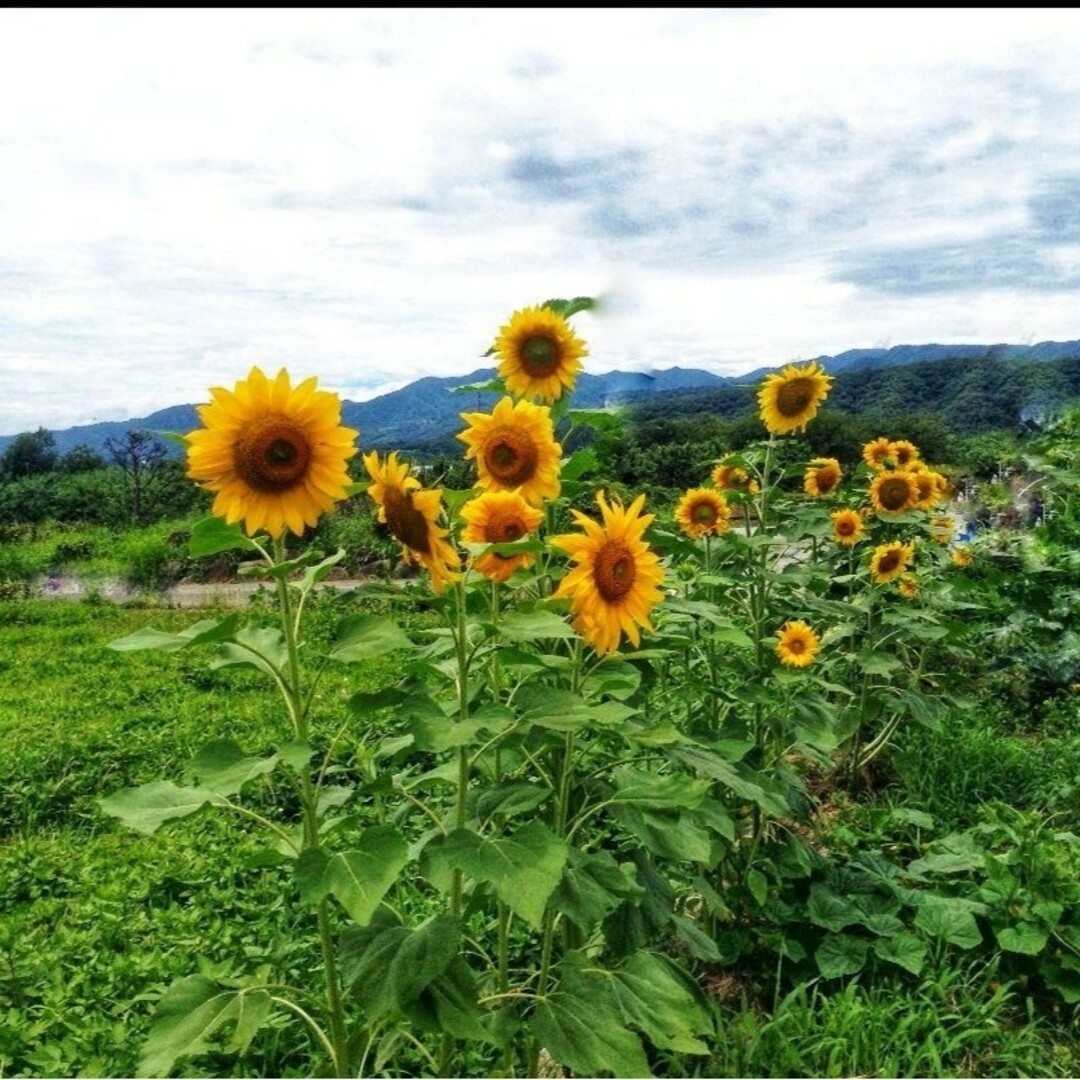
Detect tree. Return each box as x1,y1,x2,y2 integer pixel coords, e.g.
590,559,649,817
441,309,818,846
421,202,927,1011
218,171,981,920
104,429,170,524
0,427,57,479
59,443,106,474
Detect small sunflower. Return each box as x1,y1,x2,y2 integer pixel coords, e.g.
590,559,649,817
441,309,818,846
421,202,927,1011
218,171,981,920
757,361,833,435
185,366,358,539
493,306,587,403
929,516,955,544
458,396,562,506
897,573,919,600
364,451,461,594
459,490,543,583
889,440,920,468
831,508,866,546
775,620,820,668
804,457,843,497
551,490,665,655
870,469,918,515
951,545,973,568
862,437,894,471
910,466,945,510
870,540,914,584
712,462,760,495
675,488,731,539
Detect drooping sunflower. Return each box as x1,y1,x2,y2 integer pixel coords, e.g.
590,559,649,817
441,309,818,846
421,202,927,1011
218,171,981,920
551,490,665,655
831,508,866,546
862,437,894,471
929,516,955,544
888,440,920,468
458,396,562,506
363,451,461,594
804,457,843,497
712,462,760,495
185,366,358,539
951,545,973,568
869,469,918,515
897,573,919,600
493,306,587,404
775,620,821,668
870,540,914,584
757,361,833,435
909,465,945,511
675,488,731,539
459,490,543,583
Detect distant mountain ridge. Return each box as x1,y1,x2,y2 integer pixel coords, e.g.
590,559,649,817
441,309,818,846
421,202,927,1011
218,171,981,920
4,339,1080,456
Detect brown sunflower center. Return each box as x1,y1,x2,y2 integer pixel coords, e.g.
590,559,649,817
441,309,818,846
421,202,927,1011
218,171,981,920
837,518,855,536
878,476,913,511
483,427,539,486
520,334,561,377
593,540,636,603
895,447,914,466
692,500,719,525
815,466,840,494
877,550,901,574
787,636,806,655
775,377,816,418
234,415,313,493
382,486,432,555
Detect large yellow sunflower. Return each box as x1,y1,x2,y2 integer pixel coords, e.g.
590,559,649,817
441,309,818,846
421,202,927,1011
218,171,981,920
870,540,914,584
459,490,544,583
831,508,866,546
712,462,760,495
775,620,820,668
493,306,587,404
909,465,945,511
185,366,358,539
862,437,894,471
675,488,731,539
458,397,562,506
888,440,920,468
551,490,665,655
757,361,833,435
804,457,843,497
869,470,918,515
363,451,460,594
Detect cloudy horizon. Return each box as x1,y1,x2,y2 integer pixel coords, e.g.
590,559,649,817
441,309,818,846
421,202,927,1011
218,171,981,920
2,9,1080,436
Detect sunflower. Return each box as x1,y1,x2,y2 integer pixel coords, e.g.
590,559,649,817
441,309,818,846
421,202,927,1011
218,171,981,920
929,516,955,544
493,306,587,403
757,361,833,435
804,457,843,497
870,540,914,584
459,490,543,583
775,620,820,668
910,466,945,510
712,462,760,495
869,469,918,515
951,545,973,568
363,451,460,594
897,573,919,600
551,490,665,655
185,366,358,539
675,488,731,539
862,437,894,471
831,508,866,546
889,440,920,468
458,396,562,506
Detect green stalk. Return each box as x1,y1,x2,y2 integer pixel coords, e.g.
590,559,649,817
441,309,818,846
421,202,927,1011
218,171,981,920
451,577,471,916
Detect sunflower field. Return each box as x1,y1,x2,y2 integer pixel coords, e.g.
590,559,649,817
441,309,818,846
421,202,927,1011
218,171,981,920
4,298,1080,1078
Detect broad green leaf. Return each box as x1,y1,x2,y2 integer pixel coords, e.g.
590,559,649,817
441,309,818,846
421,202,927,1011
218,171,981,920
816,933,869,979
611,805,714,864
914,897,983,949
499,606,577,642
611,768,709,810
807,884,862,933
99,781,219,835
189,516,260,558
187,740,278,797
873,932,926,975
325,826,409,925
109,614,241,653
746,868,769,907
858,652,903,676
552,849,645,933
475,781,552,822
908,851,984,876
420,822,568,928
671,745,788,815
137,975,262,1077
292,548,345,598
329,615,412,663
294,848,331,904
996,922,1048,956
561,447,600,481
278,740,311,771
212,627,288,679
530,954,651,1078
426,956,489,1042
861,913,905,937
225,990,273,1055
542,295,596,318
610,951,711,1055
671,913,723,961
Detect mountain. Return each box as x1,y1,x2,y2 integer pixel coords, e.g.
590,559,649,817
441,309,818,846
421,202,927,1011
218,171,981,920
0,366,731,458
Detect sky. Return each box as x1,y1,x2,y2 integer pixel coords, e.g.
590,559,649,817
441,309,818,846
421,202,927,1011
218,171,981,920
3,8,1080,436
